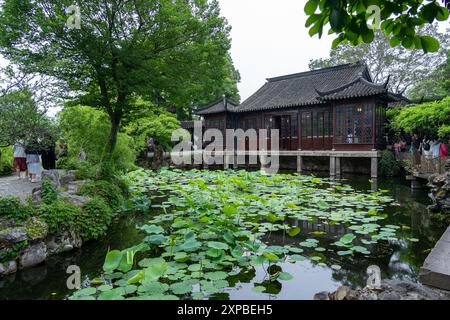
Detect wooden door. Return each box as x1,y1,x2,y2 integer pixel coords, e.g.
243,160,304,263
280,115,291,150
300,112,313,150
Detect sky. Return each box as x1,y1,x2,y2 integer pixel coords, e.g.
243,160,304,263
218,0,334,102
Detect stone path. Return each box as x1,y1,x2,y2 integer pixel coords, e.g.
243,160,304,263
420,226,450,291
0,176,38,202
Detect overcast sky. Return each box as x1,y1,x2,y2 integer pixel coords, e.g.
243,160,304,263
218,0,334,102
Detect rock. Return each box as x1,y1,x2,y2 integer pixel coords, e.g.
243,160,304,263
31,187,43,205
0,260,17,276
328,286,359,300
66,180,87,195
19,242,47,269
59,193,90,207
24,217,49,241
60,171,77,188
378,291,402,300
41,170,61,189
313,291,330,300
427,172,450,215
0,227,27,247
46,230,82,256
314,279,450,300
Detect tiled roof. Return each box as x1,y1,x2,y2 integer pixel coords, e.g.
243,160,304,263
235,62,373,112
316,77,388,101
194,62,400,115
193,98,239,115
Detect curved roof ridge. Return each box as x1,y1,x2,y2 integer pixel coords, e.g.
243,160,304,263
315,77,364,97
267,61,365,83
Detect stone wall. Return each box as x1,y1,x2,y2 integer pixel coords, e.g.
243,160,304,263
428,160,450,214
0,170,87,277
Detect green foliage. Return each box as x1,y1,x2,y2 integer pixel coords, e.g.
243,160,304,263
78,181,124,210
123,99,181,151
71,169,400,300
309,25,448,95
36,196,115,241
58,106,137,173
0,0,239,155
408,49,450,101
390,97,450,138
0,146,13,176
23,217,48,240
379,151,401,177
304,0,448,52
41,178,58,205
0,90,57,149
78,197,114,240
0,240,27,263
0,196,32,221
36,200,82,235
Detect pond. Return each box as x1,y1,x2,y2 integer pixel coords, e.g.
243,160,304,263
0,170,446,300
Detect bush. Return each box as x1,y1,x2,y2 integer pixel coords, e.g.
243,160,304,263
58,106,137,173
36,200,82,235
0,196,32,221
78,180,124,210
41,178,58,205
0,147,13,176
78,197,114,240
379,150,401,177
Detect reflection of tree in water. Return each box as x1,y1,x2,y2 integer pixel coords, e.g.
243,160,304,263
262,176,447,290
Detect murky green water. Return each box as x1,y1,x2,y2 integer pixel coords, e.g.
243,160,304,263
0,175,446,300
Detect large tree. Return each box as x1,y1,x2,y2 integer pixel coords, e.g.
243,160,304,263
304,0,449,52
0,90,56,148
408,49,450,101
309,25,449,95
0,0,238,156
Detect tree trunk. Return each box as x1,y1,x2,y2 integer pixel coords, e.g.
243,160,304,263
107,116,121,156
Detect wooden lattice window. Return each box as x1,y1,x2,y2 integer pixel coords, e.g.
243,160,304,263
335,104,374,144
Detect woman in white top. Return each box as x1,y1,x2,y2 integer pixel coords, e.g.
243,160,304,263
13,140,28,179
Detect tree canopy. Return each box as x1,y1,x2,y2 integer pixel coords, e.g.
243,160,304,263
309,24,449,94
305,0,449,52
407,49,450,101
388,97,450,139
0,0,239,155
0,90,56,149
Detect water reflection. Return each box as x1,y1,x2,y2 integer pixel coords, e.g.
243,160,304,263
0,175,447,300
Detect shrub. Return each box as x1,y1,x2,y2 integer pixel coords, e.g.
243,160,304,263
0,147,13,177
78,197,114,240
379,150,401,177
0,196,32,221
36,200,82,235
41,178,58,205
58,106,137,173
78,180,124,209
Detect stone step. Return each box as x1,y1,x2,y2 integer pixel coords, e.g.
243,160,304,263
420,226,450,291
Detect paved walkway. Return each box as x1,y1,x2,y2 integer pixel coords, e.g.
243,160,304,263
0,176,38,202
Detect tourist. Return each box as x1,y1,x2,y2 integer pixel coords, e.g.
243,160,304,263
12,140,28,179
41,144,57,170
431,139,441,159
421,136,433,172
440,139,448,159
393,139,402,161
411,134,421,167
25,140,43,183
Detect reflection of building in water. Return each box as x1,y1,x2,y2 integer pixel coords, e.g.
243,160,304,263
294,219,351,239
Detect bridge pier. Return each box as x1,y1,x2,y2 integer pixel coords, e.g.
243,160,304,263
371,157,378,179
335,157,341,177
330,156,336,178
297,153,303,174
